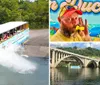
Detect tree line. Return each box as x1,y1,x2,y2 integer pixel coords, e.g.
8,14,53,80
57,47,100,57
0,0,48,29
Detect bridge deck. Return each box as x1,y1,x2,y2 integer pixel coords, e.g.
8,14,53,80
50,47,99,62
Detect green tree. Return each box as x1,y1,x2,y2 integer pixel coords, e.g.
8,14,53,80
0,0,48,29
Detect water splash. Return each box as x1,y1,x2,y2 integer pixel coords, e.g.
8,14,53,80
0,44,37,74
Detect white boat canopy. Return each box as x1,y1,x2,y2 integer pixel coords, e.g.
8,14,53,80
0,21,28,34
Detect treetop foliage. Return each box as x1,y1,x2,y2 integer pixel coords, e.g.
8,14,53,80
0,0,48,29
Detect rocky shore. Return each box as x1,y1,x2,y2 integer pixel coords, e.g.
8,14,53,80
24,29,49,57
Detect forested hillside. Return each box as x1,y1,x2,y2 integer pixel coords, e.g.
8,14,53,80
0,0,48,29
57,47,100,57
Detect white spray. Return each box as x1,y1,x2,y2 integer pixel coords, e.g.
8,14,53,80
0,44,37,74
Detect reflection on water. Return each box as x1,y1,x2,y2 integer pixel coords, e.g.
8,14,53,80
51,68,100,85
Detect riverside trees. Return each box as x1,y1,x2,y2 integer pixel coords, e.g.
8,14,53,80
0,0,48,29
58,47,100,57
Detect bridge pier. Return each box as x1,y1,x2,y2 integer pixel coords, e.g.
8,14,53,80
51,50,56,68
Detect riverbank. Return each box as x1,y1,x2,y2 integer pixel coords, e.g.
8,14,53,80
24,29,49,57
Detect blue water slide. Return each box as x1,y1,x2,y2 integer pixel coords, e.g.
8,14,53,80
89,27,100,37
50,22,60,28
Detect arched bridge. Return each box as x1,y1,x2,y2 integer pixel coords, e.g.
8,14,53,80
50,47,100,68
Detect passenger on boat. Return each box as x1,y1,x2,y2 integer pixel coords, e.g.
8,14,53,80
3,32,9,40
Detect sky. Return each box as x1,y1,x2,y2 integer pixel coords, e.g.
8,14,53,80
50,42,100,49
30,0,35,2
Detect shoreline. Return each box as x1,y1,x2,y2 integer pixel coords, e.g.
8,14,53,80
24,29,49,57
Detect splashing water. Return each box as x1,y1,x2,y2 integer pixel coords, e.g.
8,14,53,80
0,44,37,74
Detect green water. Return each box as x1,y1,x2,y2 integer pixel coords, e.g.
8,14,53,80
51,68,100,85
0,57,49,85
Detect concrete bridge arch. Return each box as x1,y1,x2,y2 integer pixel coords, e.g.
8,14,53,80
50,48,99,68
55,55,84,68
87,60,98,68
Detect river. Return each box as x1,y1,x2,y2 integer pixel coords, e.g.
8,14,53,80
51,67,100,85
0,57,49,85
